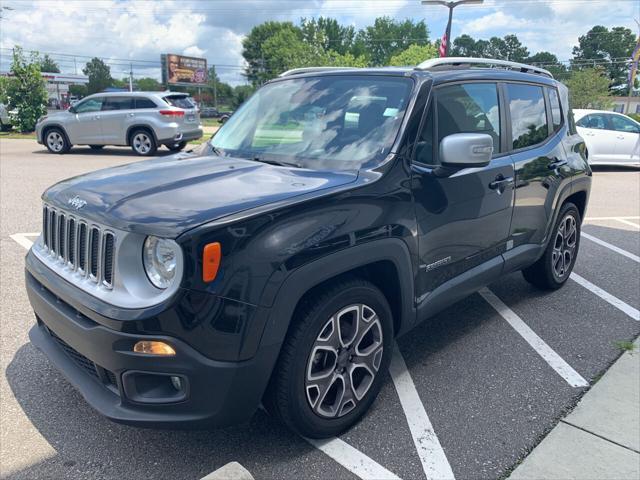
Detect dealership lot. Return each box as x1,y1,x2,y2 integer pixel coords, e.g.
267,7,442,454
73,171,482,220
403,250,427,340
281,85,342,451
1,139,638,479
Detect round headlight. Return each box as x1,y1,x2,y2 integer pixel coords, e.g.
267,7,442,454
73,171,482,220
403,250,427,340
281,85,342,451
143,236,179,289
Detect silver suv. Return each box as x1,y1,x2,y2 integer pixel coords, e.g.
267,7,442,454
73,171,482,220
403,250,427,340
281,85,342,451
36,92,203,155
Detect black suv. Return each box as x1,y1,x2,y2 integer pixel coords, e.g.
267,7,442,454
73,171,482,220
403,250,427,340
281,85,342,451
26,58,591,438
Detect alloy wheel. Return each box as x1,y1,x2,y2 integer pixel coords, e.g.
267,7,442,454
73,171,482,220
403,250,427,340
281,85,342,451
47,131,64,152
133,133,152,154
305,304,384,418
552,213,577,280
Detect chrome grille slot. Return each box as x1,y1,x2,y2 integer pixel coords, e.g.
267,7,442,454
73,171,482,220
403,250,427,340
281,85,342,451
41,205,116,288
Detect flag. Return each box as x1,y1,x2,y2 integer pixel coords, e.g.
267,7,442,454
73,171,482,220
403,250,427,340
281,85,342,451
629,35,640,91
439,32,447,57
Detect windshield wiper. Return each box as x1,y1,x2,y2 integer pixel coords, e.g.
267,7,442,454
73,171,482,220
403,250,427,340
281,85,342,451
252,157,301,168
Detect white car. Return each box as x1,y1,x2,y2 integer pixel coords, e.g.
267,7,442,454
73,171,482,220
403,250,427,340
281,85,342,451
574,109,640,167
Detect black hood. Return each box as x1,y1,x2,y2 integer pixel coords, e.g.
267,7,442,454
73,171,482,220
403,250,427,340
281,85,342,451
43,154,358,237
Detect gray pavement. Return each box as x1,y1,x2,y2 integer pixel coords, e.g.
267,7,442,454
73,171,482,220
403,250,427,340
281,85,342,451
509,340,640,479
1,139,639,479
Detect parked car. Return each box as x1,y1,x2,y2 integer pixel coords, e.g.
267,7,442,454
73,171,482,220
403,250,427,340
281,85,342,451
218,111,233,123
199,106,219,118
35,92,203,155
574,109,640,167
0,103,12,131
25,58,590,438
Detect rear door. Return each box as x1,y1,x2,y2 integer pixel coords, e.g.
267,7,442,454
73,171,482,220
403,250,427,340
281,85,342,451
412,81,514,305
575,113,615,162
507,82,572,250
68,96,104,144
607,113,640,164
100,96,134,144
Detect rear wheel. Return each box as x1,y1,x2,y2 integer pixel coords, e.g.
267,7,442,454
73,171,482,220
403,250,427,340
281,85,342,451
265,278,393,438
89,145,104,150
167,141,187,152
44,128,70,154
130,129,157,156
522,202,581,289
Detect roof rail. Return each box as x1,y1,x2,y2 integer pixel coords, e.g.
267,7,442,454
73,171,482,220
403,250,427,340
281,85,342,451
279,66,358,77
415,57,553,78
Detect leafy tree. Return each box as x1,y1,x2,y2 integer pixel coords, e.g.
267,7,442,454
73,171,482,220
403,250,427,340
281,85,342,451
82,57,113,94
451,34,484,57
301,17,356,56
572,26,636,88
325,51,369,68
38,54,60,73
233,85,255,108
136,77,162,91
4,47,48,132
389,43,437,66
527,51,567,79
207,68,234,106
69,84,87,98
451,34,528,61
499,35,529,62
565,67,611,109
358,17,429,66
242,21,301,86
261,28,320,75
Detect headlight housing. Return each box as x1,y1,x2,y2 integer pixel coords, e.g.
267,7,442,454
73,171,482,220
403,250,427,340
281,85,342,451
143,236,180,289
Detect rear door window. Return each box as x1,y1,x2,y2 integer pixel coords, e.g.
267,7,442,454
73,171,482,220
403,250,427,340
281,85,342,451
102,97,133,111
506,84,549,150
163,95,195,109
134,97,157,109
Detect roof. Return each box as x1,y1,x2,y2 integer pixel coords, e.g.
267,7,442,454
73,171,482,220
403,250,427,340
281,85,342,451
85,91,188,97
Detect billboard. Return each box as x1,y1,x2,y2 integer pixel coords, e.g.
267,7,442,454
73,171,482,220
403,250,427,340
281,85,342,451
162,54,208,86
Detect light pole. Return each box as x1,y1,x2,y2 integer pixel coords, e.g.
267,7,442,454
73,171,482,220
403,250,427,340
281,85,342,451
421,0,484,57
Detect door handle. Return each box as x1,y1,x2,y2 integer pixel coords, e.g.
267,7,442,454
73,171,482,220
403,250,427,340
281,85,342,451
548,158,567,170
616,135,625,140
94,115,100,120
128,113,135,117
489,175,514,190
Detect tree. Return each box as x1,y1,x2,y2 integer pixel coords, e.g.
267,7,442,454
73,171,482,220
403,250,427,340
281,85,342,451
233,85,255,108
82,57,113,94
527,51,567,79
451,34,528,61
325,51,369,68
260,28,321,76
565,67,611,109
499,35,529,62
242,21,301,86
358,17,429,66
136,77,162,91
301,17,356,56
4,47,48,132
69,84,87,98
572,26,636,88
389,43,437,66
38,54,60,73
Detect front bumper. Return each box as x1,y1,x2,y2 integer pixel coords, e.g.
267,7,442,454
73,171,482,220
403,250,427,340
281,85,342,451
26,266,279,428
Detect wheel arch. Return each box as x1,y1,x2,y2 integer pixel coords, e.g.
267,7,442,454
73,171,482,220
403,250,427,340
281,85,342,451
260,238,416,349
126,124,157,146
42,124,71,145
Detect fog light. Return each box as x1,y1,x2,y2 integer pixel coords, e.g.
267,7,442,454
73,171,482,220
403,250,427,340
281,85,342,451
133,341,176,356
170,376,182,391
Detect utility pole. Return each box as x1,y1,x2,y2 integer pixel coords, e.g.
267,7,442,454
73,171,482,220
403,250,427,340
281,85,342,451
421,0,484,57
129,62,133,92
212,64,218,110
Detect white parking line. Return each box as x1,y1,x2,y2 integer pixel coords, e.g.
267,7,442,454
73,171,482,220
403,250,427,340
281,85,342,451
613,218,640,229
584,216,640,221
479,288,589,388
581,232,640,263
570,273,640,321
9,233,38,250
200,462,254,480
306,437,401,480
389,344,456,480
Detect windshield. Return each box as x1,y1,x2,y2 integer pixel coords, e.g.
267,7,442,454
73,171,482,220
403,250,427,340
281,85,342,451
211,75,414,170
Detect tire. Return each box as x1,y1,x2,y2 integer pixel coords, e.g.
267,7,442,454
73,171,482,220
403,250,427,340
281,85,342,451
522,202,581,290
44,127,70,154
89,145,104,150
130,129,157,156
167,141,187,152
264,278,393,438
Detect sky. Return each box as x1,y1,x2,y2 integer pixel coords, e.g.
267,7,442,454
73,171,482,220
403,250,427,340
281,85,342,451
0,0,638,85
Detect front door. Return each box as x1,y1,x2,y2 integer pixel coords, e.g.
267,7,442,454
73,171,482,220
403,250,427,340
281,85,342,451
412,81,514,314
68,96,104,144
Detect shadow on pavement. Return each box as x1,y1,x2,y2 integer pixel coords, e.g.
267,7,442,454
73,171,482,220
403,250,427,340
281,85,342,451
31,146,176,157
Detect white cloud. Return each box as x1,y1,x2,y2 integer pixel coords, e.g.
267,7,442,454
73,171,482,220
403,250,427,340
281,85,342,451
465,11,531,34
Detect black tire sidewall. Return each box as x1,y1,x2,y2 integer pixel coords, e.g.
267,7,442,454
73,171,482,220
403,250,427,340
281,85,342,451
130,129,157,156
44,128,69,154
543,203,581,288
278,282,393,438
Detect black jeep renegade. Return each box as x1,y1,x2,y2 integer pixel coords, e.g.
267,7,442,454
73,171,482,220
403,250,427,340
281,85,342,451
26,59,591,438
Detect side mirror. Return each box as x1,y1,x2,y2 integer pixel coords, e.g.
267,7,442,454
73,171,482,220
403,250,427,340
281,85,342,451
439,133,493,168
68,106,76,114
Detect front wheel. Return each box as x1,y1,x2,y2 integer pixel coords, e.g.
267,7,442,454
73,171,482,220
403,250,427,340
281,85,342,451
265,278,393,438
130,129,157,156
523,202,581,289
44,128,70,154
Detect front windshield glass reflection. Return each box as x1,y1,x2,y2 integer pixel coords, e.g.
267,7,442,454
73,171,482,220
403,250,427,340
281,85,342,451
211,75,414,170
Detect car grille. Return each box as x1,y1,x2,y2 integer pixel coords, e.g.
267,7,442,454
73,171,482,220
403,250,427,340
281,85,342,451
42,205,116,288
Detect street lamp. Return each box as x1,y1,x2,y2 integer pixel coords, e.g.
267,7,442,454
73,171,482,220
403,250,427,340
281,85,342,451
421,0,484,57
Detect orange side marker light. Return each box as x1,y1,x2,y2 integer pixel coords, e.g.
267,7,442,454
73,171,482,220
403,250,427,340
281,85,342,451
203,242,222,282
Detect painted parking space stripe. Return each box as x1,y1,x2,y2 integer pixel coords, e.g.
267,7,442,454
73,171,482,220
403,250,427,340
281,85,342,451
584,216,640,221
9,233,38,250
570,273,640,321
306,437,401,480
613,218,640,229
389,344,456,480
581,232,640,263
479,288,589,388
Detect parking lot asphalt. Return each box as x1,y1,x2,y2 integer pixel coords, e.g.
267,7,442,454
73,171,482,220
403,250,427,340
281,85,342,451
1,139,639,480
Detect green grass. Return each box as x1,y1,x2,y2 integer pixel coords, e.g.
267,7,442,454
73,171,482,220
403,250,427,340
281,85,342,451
614,340,636,353
202,118,223,127
0,130,36,140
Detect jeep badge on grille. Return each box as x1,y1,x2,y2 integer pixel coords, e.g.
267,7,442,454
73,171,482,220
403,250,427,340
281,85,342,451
68,195,87,210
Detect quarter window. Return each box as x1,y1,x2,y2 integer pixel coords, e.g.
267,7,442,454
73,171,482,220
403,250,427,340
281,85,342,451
134,98,157,109
547,88,562,131
507,84,549,150
74,97,104,113
102,97,133,110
